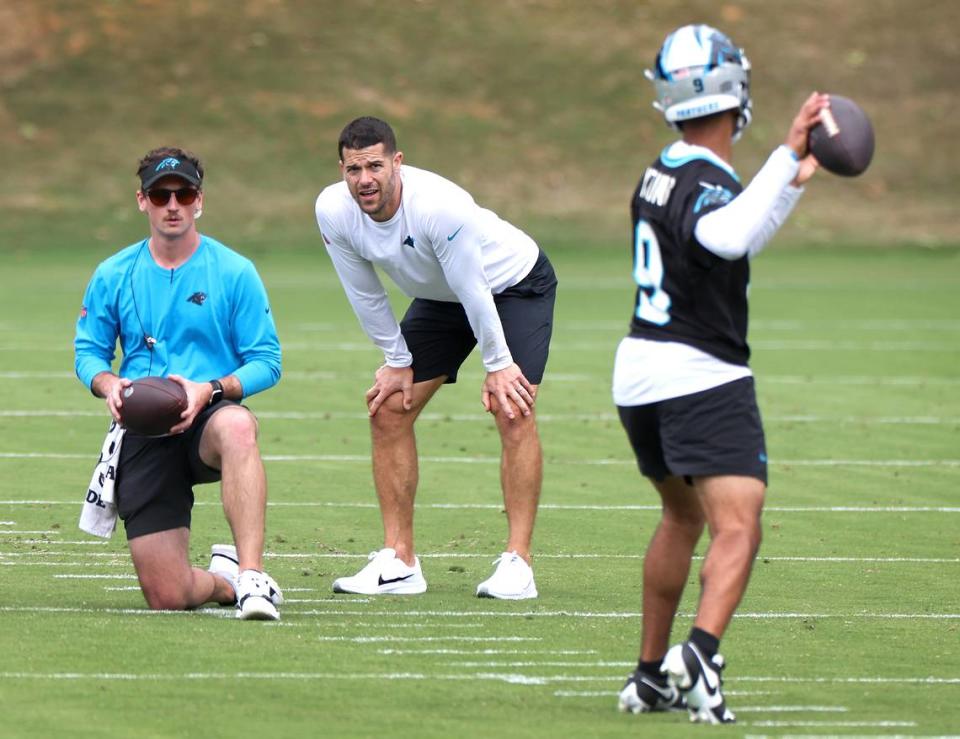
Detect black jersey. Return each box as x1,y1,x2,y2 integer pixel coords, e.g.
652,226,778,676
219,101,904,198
628,143,750,366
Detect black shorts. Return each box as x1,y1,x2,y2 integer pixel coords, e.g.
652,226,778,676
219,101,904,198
617,377,767,485
115,400,235,540
400,250,557,384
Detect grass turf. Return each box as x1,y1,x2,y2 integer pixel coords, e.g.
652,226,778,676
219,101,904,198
1,244,958,737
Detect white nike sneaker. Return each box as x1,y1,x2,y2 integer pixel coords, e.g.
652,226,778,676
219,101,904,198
235,568,283,621
332,548,427,595
618,669,686,714
476,551,538,600
663,642,735,724
209,544,239,583
208,544,239,606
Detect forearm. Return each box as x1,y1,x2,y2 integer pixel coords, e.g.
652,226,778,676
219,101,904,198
695,145,803,260
90,371,120,399
456,289,512,371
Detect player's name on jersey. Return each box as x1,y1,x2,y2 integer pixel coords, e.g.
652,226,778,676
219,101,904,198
638,167,677,207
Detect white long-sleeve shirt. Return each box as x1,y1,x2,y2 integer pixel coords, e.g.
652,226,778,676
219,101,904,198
315,165,539,371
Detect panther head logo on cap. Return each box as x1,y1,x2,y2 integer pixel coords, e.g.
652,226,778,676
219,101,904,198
155,157,181,172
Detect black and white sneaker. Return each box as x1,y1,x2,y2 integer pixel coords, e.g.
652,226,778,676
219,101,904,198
235,569,283,621
663,641,736,724
617,669,686,714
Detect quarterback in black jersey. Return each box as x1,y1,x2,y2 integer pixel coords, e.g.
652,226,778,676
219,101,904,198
613,24,829,724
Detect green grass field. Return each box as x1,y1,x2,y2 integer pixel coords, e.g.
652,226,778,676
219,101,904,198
1,244,958,738
2,2,959,736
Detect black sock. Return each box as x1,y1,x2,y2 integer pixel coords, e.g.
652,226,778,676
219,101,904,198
688,627,720,658
637,659,667,682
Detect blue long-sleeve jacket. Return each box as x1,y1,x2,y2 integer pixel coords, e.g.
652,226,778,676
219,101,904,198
75,236,281,397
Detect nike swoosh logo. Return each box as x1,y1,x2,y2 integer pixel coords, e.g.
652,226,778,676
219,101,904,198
699,660,719,695
378,573,414,586
640,677,674,700
703,675,718,696
446,224,464,241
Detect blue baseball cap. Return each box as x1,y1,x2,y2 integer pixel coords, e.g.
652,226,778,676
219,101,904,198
138,156,202,190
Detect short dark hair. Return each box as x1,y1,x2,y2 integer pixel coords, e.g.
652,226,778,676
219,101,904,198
337,117,397,160
136,146,204,186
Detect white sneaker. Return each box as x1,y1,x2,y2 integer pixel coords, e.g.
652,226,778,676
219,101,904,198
208,544,239,605
663,642,735,724
332,548,427,595
476,551,538,599
235,568,283,621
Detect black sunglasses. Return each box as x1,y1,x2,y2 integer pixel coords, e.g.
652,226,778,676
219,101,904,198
145,187,200,207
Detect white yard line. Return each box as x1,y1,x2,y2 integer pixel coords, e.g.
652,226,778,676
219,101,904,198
2,553,955,565
744,734,960,739
3,541,109,546
313,635,541,643
0,672,955,694
451,660,631,668
750,721,916,728
344,623,484,629
379,649,598,655
3,409,959,425
5,369,960,388
3,499,959,515
2,604,959,621
4,451,960,467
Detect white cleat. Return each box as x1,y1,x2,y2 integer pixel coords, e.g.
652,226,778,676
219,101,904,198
618,670,686,713
663,642,735,724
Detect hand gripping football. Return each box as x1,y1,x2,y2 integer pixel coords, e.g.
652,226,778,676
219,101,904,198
119,377,188,436
808,95,875,177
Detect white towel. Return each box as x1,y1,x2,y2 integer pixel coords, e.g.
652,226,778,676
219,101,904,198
79,421,126,538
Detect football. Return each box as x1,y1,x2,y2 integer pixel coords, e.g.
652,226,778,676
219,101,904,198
808,95,875,177
119,376,188,436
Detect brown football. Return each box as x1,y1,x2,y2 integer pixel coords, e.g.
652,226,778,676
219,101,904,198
808,95,875,177
119,376,188,436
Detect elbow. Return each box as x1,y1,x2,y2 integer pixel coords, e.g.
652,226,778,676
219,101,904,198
702,237,749,261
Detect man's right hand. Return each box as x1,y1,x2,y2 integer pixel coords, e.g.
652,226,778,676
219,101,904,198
92,371,130,424
365,364,414,417
785,91,830,186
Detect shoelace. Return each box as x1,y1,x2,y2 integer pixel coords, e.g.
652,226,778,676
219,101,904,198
491,552,522,568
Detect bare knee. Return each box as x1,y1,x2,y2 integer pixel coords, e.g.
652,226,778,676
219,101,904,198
214,407,259,448
370,394,416,439
662,507,706,540
492,404,538,447
712,516,763,558
140,580,191,611
203,407,260,465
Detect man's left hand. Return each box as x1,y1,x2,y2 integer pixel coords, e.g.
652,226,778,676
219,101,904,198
167,375,209,434
482,364,535,420
366,364,414,417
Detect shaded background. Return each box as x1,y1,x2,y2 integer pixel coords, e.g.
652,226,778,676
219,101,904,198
2,0,957,259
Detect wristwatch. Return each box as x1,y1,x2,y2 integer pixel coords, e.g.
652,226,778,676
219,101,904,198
208,379,224,406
